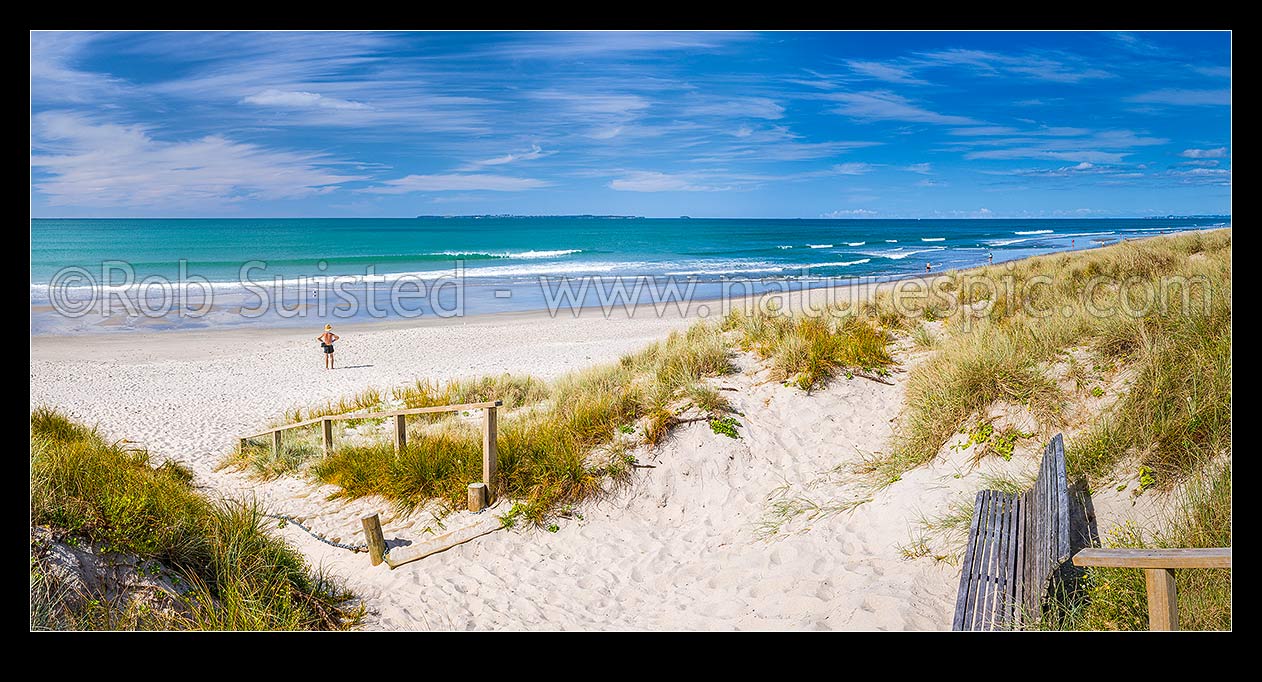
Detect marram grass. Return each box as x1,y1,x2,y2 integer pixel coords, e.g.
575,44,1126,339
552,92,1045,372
30,407,358,631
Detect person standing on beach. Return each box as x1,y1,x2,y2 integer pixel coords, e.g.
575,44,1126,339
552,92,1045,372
988,252,993,264
317,324,339,370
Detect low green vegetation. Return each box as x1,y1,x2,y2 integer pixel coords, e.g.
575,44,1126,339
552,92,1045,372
709,415,742,439
1040,460,1231,631
30,408,357,630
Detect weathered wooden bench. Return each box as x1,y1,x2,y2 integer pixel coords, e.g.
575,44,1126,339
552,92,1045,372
952,432,1071,630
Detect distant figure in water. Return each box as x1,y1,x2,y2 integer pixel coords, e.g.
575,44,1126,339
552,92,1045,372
317,324,340,370
988,252,993,264
925,262,932,273
1071,239,1075,248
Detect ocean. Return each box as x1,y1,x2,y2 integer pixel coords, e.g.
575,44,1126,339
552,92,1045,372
30,217,1226,334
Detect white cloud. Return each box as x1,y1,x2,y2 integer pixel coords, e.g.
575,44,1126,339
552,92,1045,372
484,31,754,59
589,126,625,140
901,163,933,174
684,97,785,120
608,171,730,192
363,173,550,193
1192,65,1231,79
30,113,361,208
241,89,370,110
966,149,1129,164
831,162,875,175
827,91,979,125
822,208,879,218
1180,147,1228,159
916,49,1114,83
1126,89,1230,106
846,60,929,85
461,144,553,169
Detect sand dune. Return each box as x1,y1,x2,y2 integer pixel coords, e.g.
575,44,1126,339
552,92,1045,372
30,303,996,630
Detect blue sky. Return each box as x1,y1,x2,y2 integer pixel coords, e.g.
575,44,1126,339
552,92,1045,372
30,31,1231,218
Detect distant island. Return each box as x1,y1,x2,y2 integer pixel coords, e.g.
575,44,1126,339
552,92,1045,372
416,214,643,219
1143,214,1231,220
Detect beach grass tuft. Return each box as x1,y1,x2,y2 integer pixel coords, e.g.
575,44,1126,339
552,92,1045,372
30,407,358,631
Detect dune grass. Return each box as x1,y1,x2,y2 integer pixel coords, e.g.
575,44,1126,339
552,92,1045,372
30,408,358,630
238,302,899,527
722,301,895,391
864,229,1231,630
861,229,1231,487
283,373,550,424
310,322,736,525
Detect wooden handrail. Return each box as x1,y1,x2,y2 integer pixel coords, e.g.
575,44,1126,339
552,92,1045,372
1073,548,1231,570
240,400,503,440
1071,547,1232,631
240,398,505,570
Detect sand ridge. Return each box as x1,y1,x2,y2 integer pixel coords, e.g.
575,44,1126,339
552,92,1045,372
31,306,978,630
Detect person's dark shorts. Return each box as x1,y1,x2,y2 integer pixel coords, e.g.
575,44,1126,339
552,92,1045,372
322,343,335,354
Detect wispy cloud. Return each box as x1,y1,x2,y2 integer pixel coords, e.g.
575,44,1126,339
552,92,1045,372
30,113,360,208
830,162,875,175
1108,32,1163,56
608,170,747,192
826,90,978,125
822,208,879,217
683,97,785,120
480,31,755,60
846,60,929,85
1127,89,1231,106
1192,65,1231,79
901,163,932,174
241,89,370,110
1180,147,1228,159
363,173,550,193
951,127,1167,164
915,49,1115,83
460,144,554,170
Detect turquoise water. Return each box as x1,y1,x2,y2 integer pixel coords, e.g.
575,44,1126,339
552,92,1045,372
30,217,1225,333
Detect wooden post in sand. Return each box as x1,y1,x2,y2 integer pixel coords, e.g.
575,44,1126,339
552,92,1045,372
271,430,282,458
468,482,488,513
361,513,386,566
239,438,247,455
482,405,498,504
393,414,407,452
321,419,333,457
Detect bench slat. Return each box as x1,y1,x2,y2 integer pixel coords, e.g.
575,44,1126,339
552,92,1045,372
952,490,989,630
954,433,1072,630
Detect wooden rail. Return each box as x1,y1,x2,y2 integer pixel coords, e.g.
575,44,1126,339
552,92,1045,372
1073,547,1232,630
239,399,503,506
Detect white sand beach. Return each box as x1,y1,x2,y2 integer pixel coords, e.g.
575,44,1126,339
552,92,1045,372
28,285,1112,630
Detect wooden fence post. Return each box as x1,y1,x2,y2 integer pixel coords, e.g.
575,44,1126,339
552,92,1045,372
239,438,247,455
361,513,386,566
393,414,407,452
483,405,498,504
1144,568,1178,631
468,482,488,513
321,419,333,457
271,430,282,458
